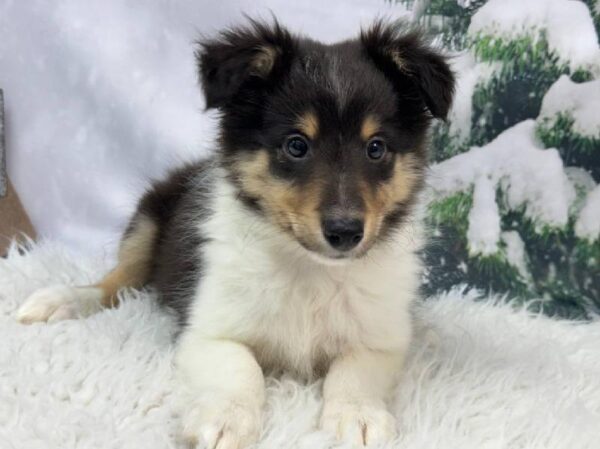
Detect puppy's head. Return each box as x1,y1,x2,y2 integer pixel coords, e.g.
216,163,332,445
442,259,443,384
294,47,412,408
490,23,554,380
198,19,454,261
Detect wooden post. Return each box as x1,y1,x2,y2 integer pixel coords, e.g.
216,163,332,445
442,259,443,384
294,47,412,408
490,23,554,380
0,89,36,255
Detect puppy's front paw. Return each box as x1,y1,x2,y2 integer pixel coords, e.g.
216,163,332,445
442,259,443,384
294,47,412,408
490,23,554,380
321,400,397,446
17,285,103,324
182,400,261,449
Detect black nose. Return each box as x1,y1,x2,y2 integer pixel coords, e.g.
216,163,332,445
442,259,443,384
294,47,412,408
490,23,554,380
322,218,364,251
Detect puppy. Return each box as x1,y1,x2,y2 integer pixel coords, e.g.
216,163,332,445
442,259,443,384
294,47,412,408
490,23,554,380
17,19,454,448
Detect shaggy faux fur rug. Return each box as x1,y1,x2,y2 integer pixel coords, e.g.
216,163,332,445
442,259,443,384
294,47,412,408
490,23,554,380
1,242,599,449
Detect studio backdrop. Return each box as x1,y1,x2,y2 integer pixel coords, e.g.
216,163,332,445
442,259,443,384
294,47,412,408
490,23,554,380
1,0,598,316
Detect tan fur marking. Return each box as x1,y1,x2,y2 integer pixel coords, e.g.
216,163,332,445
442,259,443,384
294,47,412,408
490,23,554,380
234,150,323,249
297,112,319,139
251,45,279,76
389,50,409,73
361,154,420,242
360,115,381,141
95,215,157,308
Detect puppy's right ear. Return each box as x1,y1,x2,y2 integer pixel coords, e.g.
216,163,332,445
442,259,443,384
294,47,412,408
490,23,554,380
197,19,295,109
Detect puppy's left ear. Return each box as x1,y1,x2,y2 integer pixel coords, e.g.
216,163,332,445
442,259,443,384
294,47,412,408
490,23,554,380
361,21,455,120
197,19,295,109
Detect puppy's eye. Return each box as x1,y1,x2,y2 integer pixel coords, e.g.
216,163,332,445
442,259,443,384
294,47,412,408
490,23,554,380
366,138,386,161
284,135,309,159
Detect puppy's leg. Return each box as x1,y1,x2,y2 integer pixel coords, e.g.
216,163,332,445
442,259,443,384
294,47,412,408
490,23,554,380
320,349,406,446
17,214,157,324
176,329,265,449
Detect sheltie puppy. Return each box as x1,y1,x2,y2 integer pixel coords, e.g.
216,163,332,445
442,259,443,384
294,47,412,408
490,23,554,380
17,19,454,449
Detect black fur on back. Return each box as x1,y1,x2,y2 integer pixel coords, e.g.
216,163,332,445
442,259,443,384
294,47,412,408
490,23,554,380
134,160,213,326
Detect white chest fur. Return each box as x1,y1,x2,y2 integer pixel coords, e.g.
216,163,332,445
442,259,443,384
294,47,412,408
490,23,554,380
186,177,422,379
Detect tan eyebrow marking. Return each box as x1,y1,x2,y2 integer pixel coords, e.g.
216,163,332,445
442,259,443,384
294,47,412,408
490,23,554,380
296,111,319,139
361,115,381,141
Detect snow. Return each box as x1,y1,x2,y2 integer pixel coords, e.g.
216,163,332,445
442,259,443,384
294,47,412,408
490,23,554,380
468,0,600,72
501,230,531,282
447,52,498,142
0,0,409,257
566,167,597,197
430,120,576,236
565,167,597,217
467,176,500,255
411,0,432,21
538,75,600,139
575,185,600,242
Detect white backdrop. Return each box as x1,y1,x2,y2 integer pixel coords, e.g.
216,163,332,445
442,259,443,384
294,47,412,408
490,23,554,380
0,0,408,259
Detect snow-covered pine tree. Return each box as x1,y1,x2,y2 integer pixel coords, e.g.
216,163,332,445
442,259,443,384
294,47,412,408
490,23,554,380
397,0,600,317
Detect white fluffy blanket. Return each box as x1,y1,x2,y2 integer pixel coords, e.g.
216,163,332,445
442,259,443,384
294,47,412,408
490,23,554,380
1,242,599,449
